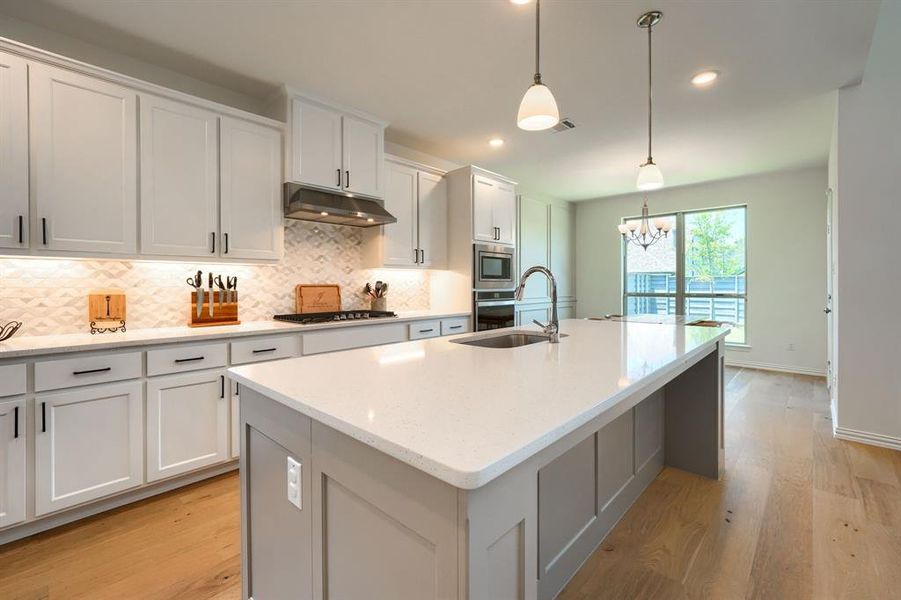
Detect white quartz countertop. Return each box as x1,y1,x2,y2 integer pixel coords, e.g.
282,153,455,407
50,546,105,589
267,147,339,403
229,319,729,490
0,310,470,359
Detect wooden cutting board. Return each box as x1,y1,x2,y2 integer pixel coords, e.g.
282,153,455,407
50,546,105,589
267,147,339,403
295,285,341,313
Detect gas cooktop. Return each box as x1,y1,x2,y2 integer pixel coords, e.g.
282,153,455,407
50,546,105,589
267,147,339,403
273,310,398,325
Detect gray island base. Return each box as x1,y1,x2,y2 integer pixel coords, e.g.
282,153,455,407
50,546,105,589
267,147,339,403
233,320,725,600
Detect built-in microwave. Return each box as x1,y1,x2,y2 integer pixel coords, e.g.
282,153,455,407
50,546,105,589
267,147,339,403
473,243,515,290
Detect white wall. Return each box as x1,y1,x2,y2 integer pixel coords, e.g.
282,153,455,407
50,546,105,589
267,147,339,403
832,0,901,448
575,167,828,375
0,12,263,113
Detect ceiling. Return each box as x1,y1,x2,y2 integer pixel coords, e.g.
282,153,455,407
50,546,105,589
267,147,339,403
0,0,879,201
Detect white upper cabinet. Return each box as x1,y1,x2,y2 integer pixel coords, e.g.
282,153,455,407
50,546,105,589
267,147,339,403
290,98,342,191
30,63,138,254
550,204,575,299
342,115,384,198
0,397,26,528
472,175,497,243
417,170,447,268
381,161,419,266
288,94,386,199
472,174,516,245
140,94,219,257
0,51,28,250
364,159,446,269
220,116,283,260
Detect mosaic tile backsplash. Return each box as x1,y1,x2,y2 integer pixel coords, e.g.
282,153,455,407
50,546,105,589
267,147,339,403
0,220,431,337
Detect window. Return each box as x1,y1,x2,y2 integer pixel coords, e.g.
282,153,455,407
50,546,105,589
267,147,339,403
623,206,747,344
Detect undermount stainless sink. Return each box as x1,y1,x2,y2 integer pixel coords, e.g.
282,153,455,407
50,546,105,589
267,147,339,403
451,331,567,349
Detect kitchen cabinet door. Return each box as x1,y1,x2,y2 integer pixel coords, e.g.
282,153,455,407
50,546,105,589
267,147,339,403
551,204,576,299
35,381,143,516
472,175,497,242
230,380,240,459
139,94,219,257
220,116,283,260
518,196,550,301
492,181,517,245
417,171,447,269
0,397,26,528
290,98,342,191
342,114,384,199
0,51,28,250
381,161,419,266
146,369,229,482
30,63,137,254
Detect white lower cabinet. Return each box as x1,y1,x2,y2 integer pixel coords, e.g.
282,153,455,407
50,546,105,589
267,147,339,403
35,381,143,516
230,380,240,459
146,369,229,482
0,397,26,527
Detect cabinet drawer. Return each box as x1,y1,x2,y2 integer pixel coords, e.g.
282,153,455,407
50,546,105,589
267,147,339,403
0,364,26,397
409,320,441,340
440,317,470,336
231,335,301,366
303,323,407,355
147,342,227,376
35,352,141,392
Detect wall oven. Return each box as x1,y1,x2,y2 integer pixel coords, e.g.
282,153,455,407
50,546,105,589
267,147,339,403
474,290,516,332
473,243,515,290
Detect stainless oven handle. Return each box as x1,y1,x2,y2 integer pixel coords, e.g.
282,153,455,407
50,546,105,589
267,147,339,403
475,300,516,308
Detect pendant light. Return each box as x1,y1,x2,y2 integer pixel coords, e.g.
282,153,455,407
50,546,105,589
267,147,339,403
636,10,664,190
517,0,560,131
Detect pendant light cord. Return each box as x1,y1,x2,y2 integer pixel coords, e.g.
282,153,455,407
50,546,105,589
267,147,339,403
647,18,653,164
534,0,542,84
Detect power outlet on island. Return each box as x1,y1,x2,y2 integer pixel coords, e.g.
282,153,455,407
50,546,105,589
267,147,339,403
287,456,302,510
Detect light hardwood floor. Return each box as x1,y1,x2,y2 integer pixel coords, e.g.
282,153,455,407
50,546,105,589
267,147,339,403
1,368,899,599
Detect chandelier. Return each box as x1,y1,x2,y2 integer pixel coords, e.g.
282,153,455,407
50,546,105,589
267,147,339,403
618,200,672,250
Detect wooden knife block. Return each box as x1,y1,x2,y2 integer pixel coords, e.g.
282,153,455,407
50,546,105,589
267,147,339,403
189,291,240,327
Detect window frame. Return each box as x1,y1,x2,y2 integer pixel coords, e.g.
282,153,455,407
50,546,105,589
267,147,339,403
621,204,748,346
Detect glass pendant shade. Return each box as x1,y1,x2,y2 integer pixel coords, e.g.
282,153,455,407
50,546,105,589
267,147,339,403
517,83,560,131
636,161,664,191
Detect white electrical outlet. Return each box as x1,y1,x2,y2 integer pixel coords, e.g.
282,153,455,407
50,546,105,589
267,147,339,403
287,456,302,510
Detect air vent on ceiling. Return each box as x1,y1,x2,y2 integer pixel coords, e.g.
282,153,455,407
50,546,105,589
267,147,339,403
552,118,576,132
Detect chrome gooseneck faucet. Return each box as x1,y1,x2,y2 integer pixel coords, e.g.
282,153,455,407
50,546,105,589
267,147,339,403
515,265,560,343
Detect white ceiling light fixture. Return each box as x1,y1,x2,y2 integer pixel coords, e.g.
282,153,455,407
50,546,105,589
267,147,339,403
489,137,505,147
516,0,560,131
510,0,532,4
691,70,719,87
635,10,664,191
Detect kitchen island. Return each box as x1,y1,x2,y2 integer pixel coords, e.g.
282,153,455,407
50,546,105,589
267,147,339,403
229,318,728,600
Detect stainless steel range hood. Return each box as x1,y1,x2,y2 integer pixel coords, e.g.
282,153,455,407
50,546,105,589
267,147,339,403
283,182,396,227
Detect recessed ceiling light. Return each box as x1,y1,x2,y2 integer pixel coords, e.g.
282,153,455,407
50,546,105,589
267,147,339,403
510,0,531,4
320,211,329,216
691,70,719,87
489,138,505,147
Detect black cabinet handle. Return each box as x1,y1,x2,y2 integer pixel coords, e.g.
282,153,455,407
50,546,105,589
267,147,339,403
18,215,23,244
73,367,111,376
14,406,19,439
224,232,229,254
220,375,225,399
174,356,205,363
42,218,47,245
211,232,216,253
419,328,434,333
449,325,463,330
234,382,240,396
41,402,46,433
420,249,425,263
345,170,350,189
336,169,342,187
413,248,418,264
252,348,277,354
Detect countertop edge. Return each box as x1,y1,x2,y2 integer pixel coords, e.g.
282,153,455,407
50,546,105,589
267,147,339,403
229,330,727,490
0,311,472,359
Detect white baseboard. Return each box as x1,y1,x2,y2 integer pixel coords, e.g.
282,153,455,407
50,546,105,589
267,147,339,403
724,358,826,377
834,427,901,451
